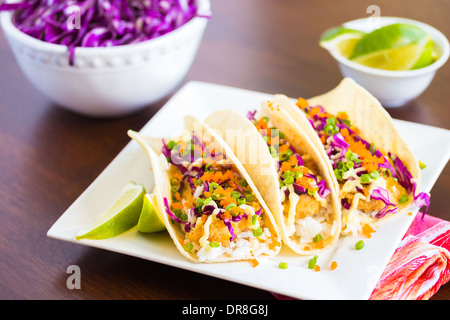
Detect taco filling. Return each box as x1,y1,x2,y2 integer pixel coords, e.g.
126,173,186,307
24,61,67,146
295,98,430,235
161,132,277,262
248,114,337,250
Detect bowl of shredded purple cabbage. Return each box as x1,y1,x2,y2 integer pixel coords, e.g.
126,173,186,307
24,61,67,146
0,0,211,117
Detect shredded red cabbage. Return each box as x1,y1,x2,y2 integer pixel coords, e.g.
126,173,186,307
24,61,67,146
293,183,306,195
389,153,430,219
217,210,235,241
341,198,351,210
1,0,209,65
389,152,414,194
294,154,304,166
202,204,216,215
414,192,430,217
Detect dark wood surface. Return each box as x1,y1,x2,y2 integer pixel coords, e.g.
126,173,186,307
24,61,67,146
1,0,449,300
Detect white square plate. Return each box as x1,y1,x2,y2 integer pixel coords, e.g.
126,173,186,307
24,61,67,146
47,81,450,300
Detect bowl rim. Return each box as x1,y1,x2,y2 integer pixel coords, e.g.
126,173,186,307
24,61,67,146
0,0,210,57
327,16,450,78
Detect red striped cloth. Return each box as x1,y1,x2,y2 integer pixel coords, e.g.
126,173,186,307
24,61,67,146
273,214,450,300
370,214,450,300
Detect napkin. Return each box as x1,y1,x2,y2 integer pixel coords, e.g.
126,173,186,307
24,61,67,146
273,213,450,300
369,213,450,300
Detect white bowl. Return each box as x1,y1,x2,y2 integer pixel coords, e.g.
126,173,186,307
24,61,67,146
0,0,210,117
326,17,450,107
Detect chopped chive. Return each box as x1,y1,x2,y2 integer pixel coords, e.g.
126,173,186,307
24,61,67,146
323,124,334,136
252,227,263,237
284,176,294,185
342,119,351,126
230,191,241,199
326,117,336,125
183,243,193,252
346,160,354,169
345,149,359,161
370,143,376,154
245,193,254,202
269,127,277,134
226,203,237,211
209,182,219,192
205,163,214,172
278,262,288,269
239,178,248,187
262,116,269,123
369,170,379,180
282,170,293,179
308,255,319,269
361,174,370,184
313,234,323,243
338,161,348,172
386,169,392,178
251,215,258,225
269,146,278,158
399,195,409,204
237,198,246,206
209,241,220,248
167,140,177,150
295,171,303,179
170,178,179,186
355,240,365,250
334,169,343,180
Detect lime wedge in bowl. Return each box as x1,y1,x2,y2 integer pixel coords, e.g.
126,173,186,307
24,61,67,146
349,23,437,70
137,193,166,233
319,26,365,58
76,182,145,240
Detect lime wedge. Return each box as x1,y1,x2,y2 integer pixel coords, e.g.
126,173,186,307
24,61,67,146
76,182,145,240
319,26,365,58
349,23,437,70
137,193,166,233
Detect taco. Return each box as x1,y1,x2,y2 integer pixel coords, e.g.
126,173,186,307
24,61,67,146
205,99,341,255
127,116,281,263
274,78,430,236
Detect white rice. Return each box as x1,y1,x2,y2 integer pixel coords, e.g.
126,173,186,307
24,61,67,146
197,245,225,262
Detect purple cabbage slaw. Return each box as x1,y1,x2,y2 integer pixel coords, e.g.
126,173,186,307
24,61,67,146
304,104,430,219
162,131,260,244
0,0,210,65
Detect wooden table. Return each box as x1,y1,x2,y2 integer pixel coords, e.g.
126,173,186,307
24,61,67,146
1,0,449,300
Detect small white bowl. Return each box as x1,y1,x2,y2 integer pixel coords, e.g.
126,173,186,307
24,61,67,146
326,17,450,107
0,0,210,117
